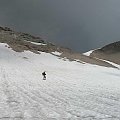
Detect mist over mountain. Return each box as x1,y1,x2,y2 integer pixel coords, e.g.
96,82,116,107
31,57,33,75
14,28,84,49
1,0,120,52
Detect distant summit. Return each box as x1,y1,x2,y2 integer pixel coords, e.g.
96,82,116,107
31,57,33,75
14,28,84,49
98,41,120,53
90,41,120,64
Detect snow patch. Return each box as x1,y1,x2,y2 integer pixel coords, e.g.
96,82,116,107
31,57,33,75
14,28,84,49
74,59,86,64
51,51,62,56
25,40,47,45
95,57,120,69
83,50,94,56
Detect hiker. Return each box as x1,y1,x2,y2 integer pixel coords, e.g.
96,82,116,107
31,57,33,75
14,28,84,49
42,71,46,80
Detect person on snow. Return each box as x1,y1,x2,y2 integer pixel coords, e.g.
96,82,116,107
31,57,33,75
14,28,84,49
42,71,46,80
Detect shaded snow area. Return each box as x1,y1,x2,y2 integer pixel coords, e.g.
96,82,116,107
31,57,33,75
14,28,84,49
0,43,120,120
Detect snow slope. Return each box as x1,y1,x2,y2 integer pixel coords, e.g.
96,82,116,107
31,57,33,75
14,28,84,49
0,43,120,120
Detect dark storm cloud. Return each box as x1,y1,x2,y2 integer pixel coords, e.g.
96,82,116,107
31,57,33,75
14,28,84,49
0,0,120,52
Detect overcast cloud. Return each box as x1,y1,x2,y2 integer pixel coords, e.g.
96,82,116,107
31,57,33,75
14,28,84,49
0,0,120,52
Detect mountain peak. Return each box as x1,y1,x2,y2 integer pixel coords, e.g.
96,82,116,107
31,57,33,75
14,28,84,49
99,41,120,53
90,41,120,65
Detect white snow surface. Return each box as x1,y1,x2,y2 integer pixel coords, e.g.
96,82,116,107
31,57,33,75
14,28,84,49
83,50,94,56
0,43,120,120
51,51,62,56
25,40,47,45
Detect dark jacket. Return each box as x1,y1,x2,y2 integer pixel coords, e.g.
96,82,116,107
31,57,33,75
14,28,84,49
42,72,46,76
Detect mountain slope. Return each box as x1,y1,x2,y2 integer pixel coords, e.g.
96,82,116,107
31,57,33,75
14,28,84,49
90,41,120,65
0,26,117,68
0,43,120,119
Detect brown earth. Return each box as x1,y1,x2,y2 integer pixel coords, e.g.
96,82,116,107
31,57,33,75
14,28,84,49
61,52,116,68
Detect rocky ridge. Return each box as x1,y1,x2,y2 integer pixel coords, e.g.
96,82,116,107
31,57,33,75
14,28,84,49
0,26,117,68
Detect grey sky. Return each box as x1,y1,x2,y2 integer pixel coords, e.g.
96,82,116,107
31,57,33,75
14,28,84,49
0,0,120,52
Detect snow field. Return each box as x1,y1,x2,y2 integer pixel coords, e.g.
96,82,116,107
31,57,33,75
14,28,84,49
0,43,120,120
